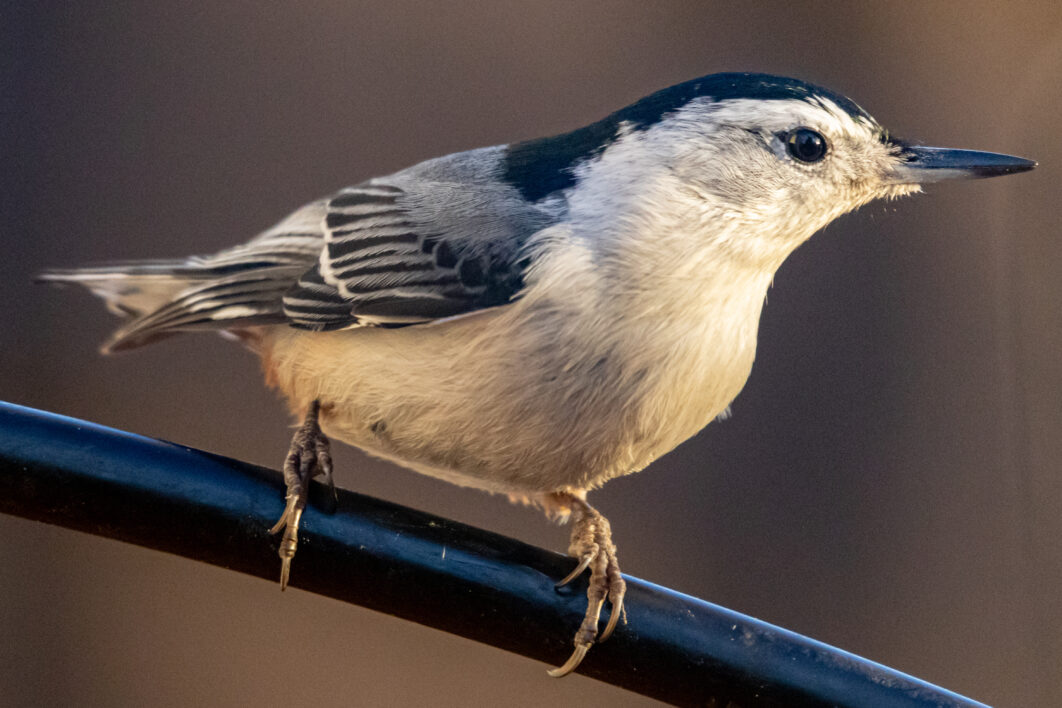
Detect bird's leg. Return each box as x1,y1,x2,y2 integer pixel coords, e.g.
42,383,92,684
546,492,627,678
268,399,334,590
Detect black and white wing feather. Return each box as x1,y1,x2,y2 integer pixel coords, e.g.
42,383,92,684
40,144,563,350
283,179,539,331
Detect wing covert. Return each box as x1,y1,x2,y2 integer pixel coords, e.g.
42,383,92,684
283,182,529,330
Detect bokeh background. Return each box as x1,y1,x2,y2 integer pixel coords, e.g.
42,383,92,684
3,2,1060,706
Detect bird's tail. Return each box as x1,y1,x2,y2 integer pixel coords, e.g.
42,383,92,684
38,255,311,353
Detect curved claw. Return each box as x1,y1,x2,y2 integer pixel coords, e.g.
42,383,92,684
278,556,291,591
555,555,593,588
547,643,590,678
599,595,624,642
268,497,297,535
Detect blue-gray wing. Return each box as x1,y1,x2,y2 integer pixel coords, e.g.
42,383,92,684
283,153,560,330
42,146,563,350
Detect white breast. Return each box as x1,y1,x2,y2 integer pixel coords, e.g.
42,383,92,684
261,217,773,496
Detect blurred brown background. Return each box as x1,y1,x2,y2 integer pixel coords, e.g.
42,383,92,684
2,2,1060,706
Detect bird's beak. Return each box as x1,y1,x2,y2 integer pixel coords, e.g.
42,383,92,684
888,144,1037,184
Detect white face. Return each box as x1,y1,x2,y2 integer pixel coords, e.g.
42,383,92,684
567,94,924,278
658,96,920,238
563,71,1034,276
562,82,1030,307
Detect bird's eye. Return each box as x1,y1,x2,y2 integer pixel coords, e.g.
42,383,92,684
785,128,828,163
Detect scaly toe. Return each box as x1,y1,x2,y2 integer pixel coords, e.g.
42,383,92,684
270,400,333,590
272,505,302,590
599,550,627,642
548,494,626,675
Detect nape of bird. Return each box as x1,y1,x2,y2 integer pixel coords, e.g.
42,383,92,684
39,72,1035,676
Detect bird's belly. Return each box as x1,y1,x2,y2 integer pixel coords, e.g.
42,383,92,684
260,303,755,495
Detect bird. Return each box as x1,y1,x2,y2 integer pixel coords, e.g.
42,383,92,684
39,72,1036,677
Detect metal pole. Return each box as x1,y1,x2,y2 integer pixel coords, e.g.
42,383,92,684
0,401,986,707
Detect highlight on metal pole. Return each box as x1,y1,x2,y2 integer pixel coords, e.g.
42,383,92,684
0,401,987,707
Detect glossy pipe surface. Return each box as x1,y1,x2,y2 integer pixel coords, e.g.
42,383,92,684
0,401,986,707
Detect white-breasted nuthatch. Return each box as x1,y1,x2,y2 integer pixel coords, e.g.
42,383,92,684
40,72,1036,676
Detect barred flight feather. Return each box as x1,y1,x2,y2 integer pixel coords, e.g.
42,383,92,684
43,173,539,346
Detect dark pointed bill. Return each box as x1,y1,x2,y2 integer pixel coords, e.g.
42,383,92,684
890,145,1037,184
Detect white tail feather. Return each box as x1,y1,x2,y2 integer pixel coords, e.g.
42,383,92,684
38,265,204,319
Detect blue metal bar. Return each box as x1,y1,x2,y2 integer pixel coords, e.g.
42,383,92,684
0,401,986,707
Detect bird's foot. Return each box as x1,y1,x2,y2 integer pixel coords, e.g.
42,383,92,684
547,493,627,677
268,400,335,590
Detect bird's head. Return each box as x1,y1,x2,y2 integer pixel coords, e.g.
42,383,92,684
506,73,1036,275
